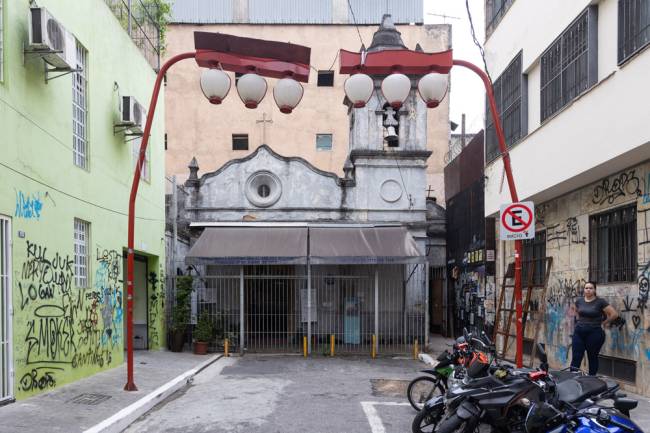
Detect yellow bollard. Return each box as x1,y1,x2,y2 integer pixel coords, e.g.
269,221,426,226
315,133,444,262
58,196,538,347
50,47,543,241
330,335,335,357
413,339,419,360
303,336,308,358
371,335,377,359
224,338,229,357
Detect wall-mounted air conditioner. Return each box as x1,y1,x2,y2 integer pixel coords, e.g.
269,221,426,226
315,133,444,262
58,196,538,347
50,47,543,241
120,96,147,135
28,7,77,70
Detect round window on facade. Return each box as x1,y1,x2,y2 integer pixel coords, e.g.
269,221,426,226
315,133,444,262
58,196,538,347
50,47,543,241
245,171,282,207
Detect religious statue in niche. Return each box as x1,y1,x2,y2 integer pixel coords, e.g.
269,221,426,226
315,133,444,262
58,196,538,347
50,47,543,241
382,104,399,147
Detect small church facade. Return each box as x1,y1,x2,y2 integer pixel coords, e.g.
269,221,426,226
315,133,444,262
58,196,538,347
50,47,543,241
167,17,448,355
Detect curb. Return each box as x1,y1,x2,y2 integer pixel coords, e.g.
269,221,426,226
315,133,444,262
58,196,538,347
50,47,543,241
83,354,223,433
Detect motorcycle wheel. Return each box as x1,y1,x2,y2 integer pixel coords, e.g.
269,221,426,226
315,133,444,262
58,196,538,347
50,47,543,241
431,414,471,433
407,376,445,411
411,407,444,433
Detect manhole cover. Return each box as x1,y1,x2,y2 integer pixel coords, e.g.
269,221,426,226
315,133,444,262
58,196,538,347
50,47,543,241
370,379,410,397
68,393,112,405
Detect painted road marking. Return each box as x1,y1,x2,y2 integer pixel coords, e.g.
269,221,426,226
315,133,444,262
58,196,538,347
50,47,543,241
360,401,411,433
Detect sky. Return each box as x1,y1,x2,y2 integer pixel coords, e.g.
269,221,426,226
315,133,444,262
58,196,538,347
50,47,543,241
424,0,485,133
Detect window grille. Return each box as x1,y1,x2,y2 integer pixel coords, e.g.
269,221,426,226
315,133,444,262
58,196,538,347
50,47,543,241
0,0,4,82
485,0,515,37
232,134,249,151
485,52,524,162
598,355,636,383
317,71,334,87
522,230,546,286
540,8,597,122
316,134,332,151
74,218,90,288
73,42,88,169
132,138,150,182
589,205,637,283
618,0,650,63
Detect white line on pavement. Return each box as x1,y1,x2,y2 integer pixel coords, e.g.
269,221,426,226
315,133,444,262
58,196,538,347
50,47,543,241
360,401,412,433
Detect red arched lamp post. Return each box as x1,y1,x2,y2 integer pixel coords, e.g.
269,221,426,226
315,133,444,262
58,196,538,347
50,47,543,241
124,32,311,390
339,48,524,367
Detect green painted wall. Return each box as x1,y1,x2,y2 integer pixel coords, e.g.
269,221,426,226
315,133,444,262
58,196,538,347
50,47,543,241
0,0,166,399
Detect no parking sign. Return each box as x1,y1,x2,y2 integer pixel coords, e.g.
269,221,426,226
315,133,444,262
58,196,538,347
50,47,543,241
499,202,535,240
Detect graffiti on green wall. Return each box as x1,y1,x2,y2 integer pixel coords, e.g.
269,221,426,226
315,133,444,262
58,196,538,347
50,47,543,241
16,240,123,395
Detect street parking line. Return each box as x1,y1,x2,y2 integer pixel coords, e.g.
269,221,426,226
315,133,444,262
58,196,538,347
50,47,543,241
360,401,412,433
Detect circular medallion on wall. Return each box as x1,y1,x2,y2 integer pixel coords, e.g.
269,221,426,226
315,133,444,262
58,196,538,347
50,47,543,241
380,179,403,203
245,171,282,207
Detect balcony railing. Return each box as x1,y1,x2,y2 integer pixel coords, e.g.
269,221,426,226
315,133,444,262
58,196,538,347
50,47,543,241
105,0,161,70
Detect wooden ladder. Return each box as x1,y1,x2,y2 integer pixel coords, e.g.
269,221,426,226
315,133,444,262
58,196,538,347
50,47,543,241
493,257,553,364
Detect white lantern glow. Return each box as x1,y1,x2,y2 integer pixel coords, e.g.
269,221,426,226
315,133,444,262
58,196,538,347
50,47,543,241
381,73,411,109
417,73,448,108
344,73,374,108
200,68,231,105
236,73,267,109
273,77,304,114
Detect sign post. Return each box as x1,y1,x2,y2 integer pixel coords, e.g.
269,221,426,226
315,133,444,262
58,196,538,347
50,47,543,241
499,201,534,367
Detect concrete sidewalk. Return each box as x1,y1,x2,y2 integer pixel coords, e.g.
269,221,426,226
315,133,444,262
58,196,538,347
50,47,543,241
0,351,221,433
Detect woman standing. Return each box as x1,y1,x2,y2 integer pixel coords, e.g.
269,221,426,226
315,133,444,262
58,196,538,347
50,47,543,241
570,282,618,375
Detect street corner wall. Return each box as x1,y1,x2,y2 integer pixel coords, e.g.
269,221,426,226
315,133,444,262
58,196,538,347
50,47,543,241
146,258,166,351
496,162,650,394
13,239,125,399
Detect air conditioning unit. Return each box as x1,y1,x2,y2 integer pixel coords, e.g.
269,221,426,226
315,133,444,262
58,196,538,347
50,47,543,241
28,7,77,70
121,96,147,134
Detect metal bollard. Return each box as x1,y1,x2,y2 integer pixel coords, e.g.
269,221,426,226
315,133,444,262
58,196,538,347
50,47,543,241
330,334,335,357
224,338,229,357
303,336,308,358
413,339,419,360
371,335,377,359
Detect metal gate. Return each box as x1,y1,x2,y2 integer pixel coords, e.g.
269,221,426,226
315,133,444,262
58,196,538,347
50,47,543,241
0,216,13,404
177,263,426,355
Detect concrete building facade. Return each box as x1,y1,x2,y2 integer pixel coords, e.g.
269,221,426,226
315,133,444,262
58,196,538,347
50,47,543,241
483,0,650,395
0,0,166,401
164,0,451,204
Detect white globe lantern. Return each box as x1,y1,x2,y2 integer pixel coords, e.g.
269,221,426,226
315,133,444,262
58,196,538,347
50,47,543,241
200,68,231,105
236,73,268,109
418,73,448,108
273,77,304,114
381,73,411,109
344,73,374,108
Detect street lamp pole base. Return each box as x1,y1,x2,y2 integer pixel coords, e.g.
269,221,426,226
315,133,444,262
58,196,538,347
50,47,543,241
124,382,138,391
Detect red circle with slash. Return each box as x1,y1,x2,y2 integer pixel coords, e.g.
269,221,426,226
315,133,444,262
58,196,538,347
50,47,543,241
501,204,533,233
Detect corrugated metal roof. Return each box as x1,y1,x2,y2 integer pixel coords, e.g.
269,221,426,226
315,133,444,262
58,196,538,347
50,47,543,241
171,0,234,24
171,0,422,24
249,0,332,24
348,0,422,24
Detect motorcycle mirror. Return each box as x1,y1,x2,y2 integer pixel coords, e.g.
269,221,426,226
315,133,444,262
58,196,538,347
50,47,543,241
481,330,493,346
536,343,548,365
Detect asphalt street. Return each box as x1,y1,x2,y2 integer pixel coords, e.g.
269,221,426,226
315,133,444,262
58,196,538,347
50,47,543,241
124,354,423,433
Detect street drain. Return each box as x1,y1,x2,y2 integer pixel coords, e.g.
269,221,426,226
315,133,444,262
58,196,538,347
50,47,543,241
68,393,112,405
370,379,410,397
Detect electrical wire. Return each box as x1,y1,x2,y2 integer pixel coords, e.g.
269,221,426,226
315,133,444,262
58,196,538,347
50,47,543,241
347,0,366,48
465,0,493,84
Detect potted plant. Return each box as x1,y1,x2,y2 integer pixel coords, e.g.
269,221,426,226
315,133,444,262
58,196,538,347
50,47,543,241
193,310,214,355
169,275,193,352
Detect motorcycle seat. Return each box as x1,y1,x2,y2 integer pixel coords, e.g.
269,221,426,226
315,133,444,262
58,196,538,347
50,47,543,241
556,376,608,404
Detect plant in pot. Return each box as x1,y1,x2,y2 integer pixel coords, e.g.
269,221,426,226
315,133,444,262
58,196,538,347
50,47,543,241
169,275,192,352
193,310,214,355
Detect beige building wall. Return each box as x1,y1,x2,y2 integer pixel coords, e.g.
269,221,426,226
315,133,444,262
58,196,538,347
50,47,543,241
164,23,451,203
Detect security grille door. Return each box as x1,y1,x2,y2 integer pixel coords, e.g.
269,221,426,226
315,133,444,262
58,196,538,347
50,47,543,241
0,216,13,403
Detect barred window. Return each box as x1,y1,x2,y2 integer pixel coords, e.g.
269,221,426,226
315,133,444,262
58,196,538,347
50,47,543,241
74,218,90,288
618,0,650,63
232,134,248,151
540,7,598,122
73,41,88,169
589,205,637,283
485,0,515,37
485,52,525,163
522,230,546,286
316,133,332,151
132,138,150,182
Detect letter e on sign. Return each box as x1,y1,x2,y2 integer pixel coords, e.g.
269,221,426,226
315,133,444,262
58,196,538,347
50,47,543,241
499,202,535,240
